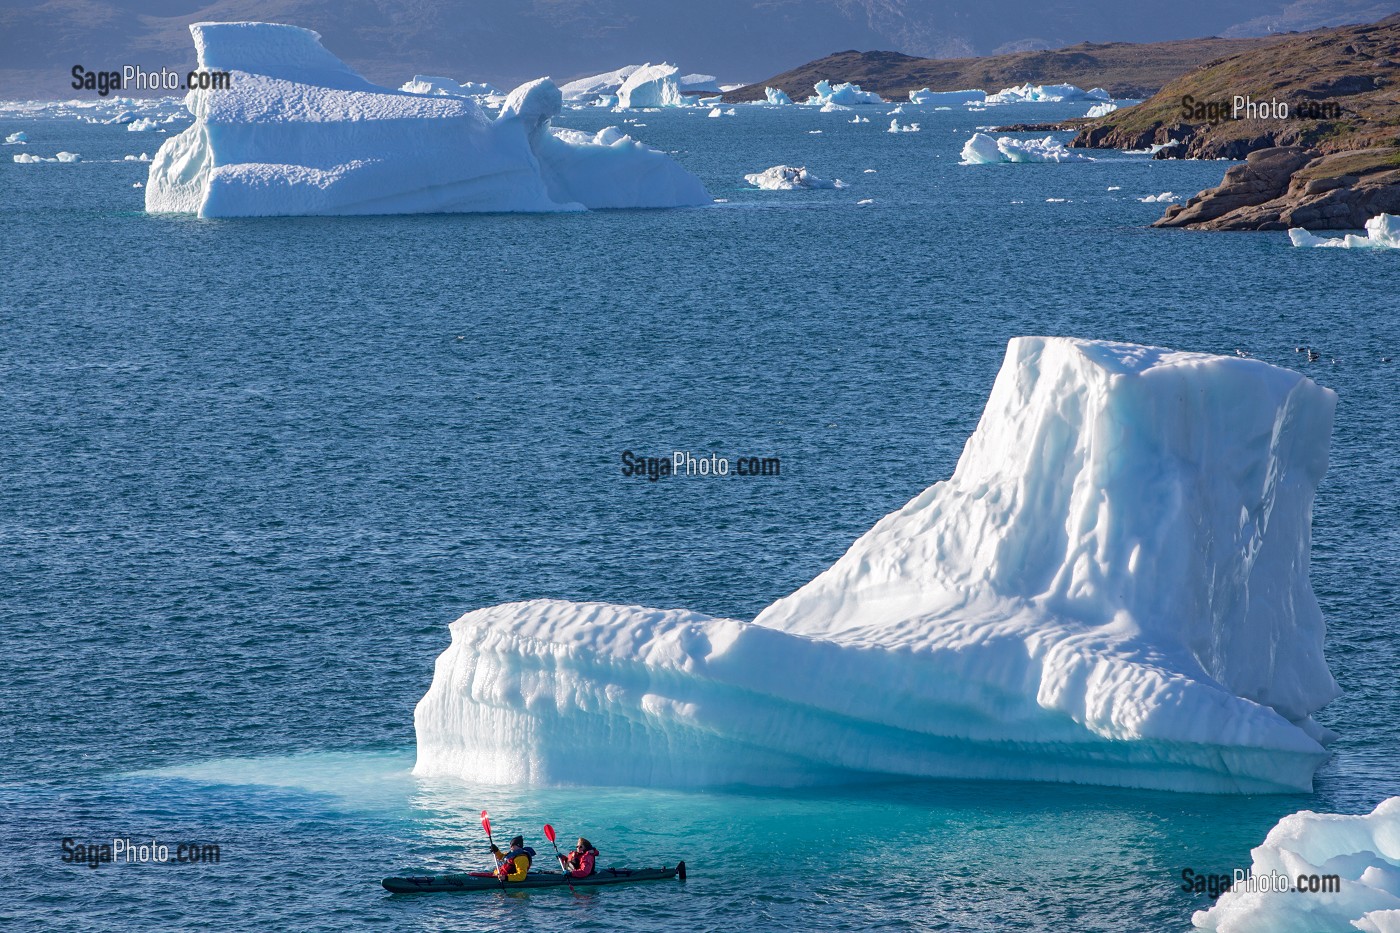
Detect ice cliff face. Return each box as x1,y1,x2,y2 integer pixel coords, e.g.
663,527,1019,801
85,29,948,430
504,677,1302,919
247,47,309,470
414,337,1340,793
145,23,709,217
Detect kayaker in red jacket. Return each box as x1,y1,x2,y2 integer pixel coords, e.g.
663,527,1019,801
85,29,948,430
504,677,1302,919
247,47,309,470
560,837,597,878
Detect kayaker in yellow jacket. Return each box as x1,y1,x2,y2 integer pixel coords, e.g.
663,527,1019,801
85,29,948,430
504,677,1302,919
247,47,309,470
490,835,535,881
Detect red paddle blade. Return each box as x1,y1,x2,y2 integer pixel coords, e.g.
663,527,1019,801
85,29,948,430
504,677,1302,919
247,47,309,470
543,824,556,843
480,810,491,833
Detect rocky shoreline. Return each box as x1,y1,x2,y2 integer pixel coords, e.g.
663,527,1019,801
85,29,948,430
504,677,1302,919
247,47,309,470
1069,15,1400,230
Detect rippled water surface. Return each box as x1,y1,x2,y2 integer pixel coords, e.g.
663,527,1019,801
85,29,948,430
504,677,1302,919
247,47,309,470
2,99,1397,932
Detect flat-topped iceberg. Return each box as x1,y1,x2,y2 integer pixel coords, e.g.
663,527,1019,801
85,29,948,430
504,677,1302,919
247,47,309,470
961,132,1094,163
909,88,985,105
1193,798,1400,932
415,338,1339,793
988,83,1111,103
1290,214,1400,249
144,23,709,217
559,65,640,102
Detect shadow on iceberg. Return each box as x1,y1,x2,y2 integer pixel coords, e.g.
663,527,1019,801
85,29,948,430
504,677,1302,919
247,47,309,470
415,337,1340,794
145,22,711,217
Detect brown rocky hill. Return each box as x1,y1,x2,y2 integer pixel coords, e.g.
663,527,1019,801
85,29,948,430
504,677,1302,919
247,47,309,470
722,37,1286,103
1071,15,1400,229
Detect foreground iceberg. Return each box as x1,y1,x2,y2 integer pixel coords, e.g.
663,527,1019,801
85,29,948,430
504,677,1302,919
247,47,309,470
1290,214,1400,249
961,132,1094,163
765,87,793,105
415,338,1339,793
144,25,708,216
1193,798,1400,932
909,88,985,105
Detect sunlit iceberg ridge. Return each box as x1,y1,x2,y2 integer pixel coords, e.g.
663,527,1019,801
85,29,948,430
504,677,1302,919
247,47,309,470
415,337,1340,793
144,23,710,217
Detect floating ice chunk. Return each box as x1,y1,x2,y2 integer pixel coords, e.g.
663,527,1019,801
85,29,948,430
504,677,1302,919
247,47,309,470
56,151,80,162
849,115,869,123
1148,139,1183,154
888,118,920,133
987,83,1110,103
857,198,873,204
888,104,905,114
764,87,792,105
1046,197,1067,202
1107,185,1121,190
1139,191,1179,203
4,131,27,144
127,118,158,131
960,132,1093,163
616,63,684,108
133,181,143,187
863,168,876,173
1086,101,1119,118
13,152,50,163
415,337,1340,793
807,129,823,134
743,164,842,189
909,88,985,105
708,107,722,117
1192,798,1400,932
806,79,883,105
145,23,707,216
1289,214,1400,249
400,74,465,96
820,101,852,112
560,65,640,102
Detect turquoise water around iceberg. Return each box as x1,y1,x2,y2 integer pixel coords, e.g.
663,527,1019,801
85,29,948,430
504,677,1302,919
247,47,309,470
1,99,1398,931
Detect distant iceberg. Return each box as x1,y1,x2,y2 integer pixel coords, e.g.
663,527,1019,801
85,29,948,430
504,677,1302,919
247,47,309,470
400,75,504,105
5,131,29,144
764,87,793,105
415,338,1340,793
743,165,843,190
1085,101,1119,118
1140,192,1180,203
144,23,709,217
987,83,1111,103
888,118,920,133
1290,214,1400,249
616,63,684,108
961,132,1094,163
806,80,883,105
559,65,640,102
678,73,720,95
909,88,985,105
1192,798,1400,932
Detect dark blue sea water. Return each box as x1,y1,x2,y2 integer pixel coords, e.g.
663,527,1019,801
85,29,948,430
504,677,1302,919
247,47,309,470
1,99,1397,932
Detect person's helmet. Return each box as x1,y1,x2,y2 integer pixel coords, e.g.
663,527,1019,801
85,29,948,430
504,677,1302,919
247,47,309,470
510,835,525,848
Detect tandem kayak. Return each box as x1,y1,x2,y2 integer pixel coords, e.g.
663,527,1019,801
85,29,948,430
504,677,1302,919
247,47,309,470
382,862,685,893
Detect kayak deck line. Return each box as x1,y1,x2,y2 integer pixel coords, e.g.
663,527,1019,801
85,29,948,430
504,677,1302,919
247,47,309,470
382,861,686,893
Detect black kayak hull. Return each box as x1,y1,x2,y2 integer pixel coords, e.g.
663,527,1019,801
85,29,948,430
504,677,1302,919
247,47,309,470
382,862,685,893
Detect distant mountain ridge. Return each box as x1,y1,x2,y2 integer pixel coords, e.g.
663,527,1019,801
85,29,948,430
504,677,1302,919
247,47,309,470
2,0,1398,99
722,38,1288,103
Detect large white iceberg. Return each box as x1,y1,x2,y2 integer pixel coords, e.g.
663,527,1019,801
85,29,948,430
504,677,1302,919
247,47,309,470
144,23,709,217
961,132,1094,163
806,80,884,105
909,88,986,105
1193,798,1400,932
764,87,793,106
988,83,1111,103
414,337,1340,793
1289,214,1400,249
615,63,684,109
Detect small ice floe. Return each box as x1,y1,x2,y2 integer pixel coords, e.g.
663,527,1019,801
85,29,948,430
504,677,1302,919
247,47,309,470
857,198,874,205
123,152,152,162
887,105,905,115
888,119,920,133
4,131,27,144
863,168,877,173
820,101,852,113
1289,213,1400,249
1107,185,1121,191
708,106,722,117
1046,197,1067,202
849,115,869,123
127,118,159,132
13,151,79,163
133,182,144,188
807,129,823,134
1139,192,1179,203
744,165,843,190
